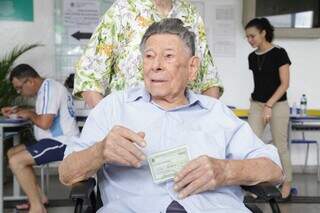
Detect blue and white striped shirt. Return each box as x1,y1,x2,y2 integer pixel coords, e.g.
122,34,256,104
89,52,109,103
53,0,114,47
35,79,79,144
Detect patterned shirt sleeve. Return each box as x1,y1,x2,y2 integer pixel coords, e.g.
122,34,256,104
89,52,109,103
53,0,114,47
73,2,122,98
189,13,224,94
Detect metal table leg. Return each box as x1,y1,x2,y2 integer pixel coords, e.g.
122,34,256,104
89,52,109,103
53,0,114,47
13,135,21,197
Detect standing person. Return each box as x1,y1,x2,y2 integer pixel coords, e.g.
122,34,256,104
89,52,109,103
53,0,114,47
1,64,80,213
74,0,223,108
245,17,292,200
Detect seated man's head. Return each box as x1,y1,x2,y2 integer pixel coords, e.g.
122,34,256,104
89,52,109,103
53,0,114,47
140,18,199,107
9,64,42,97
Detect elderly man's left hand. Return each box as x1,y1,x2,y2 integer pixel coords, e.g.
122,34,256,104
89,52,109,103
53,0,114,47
174,155,228,199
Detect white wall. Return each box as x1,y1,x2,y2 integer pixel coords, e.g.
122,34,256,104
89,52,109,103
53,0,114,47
203,0,320,109
0,0,55,79
1,0,319,108
202,0,320,166
0,0,319,165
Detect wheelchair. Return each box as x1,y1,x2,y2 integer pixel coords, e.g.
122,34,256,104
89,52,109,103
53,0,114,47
70,178,281,213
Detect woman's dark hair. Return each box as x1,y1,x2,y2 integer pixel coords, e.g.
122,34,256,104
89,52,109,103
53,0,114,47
245,17,274,42
9,64,40,82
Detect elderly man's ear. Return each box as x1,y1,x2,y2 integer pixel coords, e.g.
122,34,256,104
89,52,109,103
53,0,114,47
188,56,200,81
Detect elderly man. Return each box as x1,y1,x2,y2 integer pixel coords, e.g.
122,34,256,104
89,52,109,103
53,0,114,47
59,18,283,213
2,64,79,213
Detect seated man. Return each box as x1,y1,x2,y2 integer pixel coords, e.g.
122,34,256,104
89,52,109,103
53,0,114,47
1,64,79,213
59,18,283,213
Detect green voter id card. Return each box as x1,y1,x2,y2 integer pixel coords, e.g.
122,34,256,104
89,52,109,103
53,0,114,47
148,145,190,184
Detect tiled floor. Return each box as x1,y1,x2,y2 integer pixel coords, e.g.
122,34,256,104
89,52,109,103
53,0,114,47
3,173,320,212
255,203,320,213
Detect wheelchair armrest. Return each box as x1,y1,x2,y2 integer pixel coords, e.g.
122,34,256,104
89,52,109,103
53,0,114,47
70,178,96,203
241,182,282,201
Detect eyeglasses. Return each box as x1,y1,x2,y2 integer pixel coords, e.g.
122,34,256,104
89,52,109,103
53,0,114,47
14,79,29,93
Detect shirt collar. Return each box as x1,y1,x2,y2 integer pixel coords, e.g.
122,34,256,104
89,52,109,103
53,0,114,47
125,87,213,110
141,0,180,18
186,89,213,110
126,87,151,103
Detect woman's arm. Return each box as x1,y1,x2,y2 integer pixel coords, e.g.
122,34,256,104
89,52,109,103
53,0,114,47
82,91,104,108
262,64,290,123
265,64,290,107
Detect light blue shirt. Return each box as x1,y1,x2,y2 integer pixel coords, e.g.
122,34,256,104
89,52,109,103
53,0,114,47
66,87,281,213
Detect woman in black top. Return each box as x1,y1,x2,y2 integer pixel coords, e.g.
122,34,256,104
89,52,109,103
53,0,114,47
245,18,292,200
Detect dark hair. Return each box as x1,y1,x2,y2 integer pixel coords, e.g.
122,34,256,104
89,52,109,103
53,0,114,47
245,17,274,42
140,18,196,56
9,64,40,82
64,73,75,89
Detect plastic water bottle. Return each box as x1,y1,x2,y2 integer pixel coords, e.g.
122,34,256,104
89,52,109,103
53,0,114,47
292,102,297,116
300,94,307,116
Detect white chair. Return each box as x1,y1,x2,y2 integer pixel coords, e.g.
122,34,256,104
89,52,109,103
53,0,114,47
35,163,50,194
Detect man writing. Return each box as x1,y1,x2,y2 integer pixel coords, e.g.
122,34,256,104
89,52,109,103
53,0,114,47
2,64,79,213
59,19,283,212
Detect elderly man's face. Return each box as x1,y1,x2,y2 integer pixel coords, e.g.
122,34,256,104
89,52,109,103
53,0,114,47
143,34,198,104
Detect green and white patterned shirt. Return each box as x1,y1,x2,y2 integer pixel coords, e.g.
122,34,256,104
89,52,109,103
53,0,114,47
74,0,223,97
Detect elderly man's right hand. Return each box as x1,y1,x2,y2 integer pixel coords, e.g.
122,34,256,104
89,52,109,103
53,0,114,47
102,125,147,168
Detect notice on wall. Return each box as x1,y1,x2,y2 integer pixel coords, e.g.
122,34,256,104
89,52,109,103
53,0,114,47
63,0,101,44
0,0,33,21
55,0,114,80
212,5,236,57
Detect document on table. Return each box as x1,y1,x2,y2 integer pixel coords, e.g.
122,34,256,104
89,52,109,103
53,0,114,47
0,116,27,123
148,145,190,184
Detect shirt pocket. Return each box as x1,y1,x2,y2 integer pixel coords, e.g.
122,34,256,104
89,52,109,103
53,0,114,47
176,129,227,160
